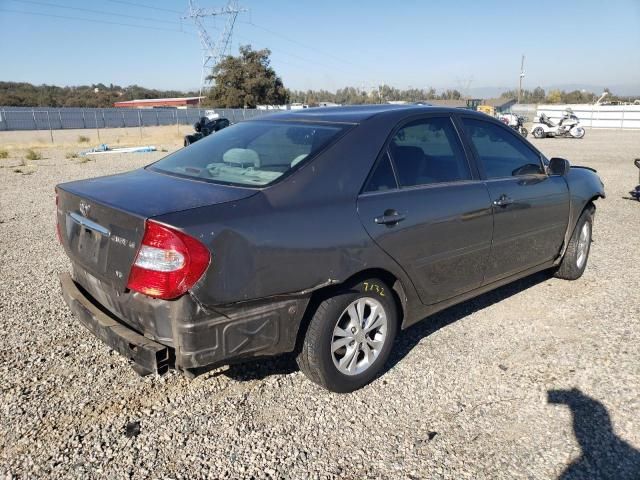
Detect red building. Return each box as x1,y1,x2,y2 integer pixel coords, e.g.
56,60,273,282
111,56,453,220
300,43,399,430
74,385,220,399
113,97,204,108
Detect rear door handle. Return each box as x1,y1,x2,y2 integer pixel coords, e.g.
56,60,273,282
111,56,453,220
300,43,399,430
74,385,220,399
493,194,514,207
375,209,406,226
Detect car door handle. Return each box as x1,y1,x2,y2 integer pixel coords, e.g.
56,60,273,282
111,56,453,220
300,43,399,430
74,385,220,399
493,194,514,207
375,209,406,226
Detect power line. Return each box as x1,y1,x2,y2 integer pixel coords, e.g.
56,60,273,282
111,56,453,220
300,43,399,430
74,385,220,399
241,21,359,68
106,0,184,14
0,8,197,34
7,0,193,27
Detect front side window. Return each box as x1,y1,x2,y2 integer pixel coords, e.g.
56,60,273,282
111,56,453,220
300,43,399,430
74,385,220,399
388,117,471,187
150,121,347,187
461,118,544,178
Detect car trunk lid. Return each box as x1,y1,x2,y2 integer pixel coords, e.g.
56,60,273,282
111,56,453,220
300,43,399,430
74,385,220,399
56,168,257,291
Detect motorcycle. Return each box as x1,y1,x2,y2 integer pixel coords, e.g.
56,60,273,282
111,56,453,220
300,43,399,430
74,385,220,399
531,110,585,139
183,114,231,146
499,113,528,137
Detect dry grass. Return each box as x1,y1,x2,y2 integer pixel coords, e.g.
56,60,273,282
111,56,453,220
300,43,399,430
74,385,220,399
77,135,90,143
0,125,188,150
65,152,78,159
25,149,42,161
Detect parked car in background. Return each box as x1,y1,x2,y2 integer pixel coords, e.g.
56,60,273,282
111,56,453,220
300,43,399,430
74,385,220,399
184,115,230,146
56,105,604,392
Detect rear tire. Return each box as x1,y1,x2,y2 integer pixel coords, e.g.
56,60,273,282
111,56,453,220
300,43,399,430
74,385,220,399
296,278,398,393
533,127,545,138
554,206,594,280
520,127,528,138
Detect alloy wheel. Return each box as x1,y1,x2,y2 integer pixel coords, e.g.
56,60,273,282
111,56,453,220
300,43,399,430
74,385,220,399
331,297,388,376
576,222,591,269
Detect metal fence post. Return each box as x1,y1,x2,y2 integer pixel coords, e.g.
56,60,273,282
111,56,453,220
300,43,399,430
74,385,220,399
46,111,54,143
1,109,6,131
94,111,101,142
32,109,37,130
58,110,63,129
102,109,106,129
156,110,159,126
82,110,86,129
138,110,142,139
121,110,126,128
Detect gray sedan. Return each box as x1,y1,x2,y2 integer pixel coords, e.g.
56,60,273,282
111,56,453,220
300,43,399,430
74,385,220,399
56,105,604,392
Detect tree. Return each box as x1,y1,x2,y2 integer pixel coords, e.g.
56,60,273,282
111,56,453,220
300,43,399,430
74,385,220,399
531,87,546,103
206,45,288,108
546,89,562,104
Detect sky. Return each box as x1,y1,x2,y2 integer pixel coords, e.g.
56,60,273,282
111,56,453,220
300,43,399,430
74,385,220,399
1,0,639,94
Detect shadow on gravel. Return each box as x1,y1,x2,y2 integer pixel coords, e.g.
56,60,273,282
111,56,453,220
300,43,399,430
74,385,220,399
222,353,298,382
548,388,640,480
383,270,553,372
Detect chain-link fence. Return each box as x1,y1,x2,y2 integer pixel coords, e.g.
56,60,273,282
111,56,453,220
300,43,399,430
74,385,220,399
0,106,272,132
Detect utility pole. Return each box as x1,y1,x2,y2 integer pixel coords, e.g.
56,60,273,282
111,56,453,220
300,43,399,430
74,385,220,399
183,0,247,106
518,54,525,104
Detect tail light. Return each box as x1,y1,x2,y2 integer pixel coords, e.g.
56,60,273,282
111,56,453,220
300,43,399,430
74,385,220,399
127,220,210,300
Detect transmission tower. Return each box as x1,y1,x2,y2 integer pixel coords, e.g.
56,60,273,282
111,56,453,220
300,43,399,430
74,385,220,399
183,0,247,104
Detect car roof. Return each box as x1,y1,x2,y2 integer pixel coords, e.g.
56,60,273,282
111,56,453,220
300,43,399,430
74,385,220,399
249,104,480,124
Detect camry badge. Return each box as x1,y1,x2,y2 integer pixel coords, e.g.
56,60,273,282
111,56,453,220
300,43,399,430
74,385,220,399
79,201,90,217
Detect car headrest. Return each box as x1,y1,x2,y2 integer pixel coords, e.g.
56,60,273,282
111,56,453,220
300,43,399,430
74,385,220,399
223,148,260,168
391,144,424,163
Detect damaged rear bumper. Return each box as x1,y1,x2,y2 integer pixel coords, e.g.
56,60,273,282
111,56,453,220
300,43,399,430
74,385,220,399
60,273,171,374
59,272,310,375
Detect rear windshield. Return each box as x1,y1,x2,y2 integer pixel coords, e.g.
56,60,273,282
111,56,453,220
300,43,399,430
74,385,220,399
149,121,347,187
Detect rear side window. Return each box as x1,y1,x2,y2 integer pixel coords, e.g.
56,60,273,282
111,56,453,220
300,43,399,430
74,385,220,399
389,117,471,187
150,121,346,187
461,118,544,178
364,152,397,192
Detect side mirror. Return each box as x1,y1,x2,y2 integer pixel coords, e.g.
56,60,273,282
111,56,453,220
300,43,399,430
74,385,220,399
548,157,571,176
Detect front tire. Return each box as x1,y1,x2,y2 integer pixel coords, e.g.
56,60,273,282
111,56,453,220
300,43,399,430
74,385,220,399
533,127,545,138
571,127,585,139
554,207,593,280
296,278,398,393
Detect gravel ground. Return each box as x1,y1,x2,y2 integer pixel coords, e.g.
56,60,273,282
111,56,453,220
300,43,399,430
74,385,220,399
0,128,639,479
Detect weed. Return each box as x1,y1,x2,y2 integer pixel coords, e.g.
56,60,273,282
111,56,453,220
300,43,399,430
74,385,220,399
65,152,78,159
0,150,8,159
78,135,90,143
25,149,42,161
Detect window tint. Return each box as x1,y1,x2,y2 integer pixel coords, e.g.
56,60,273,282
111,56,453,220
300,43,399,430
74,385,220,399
389,117,471,187
364,152,397,192
461,118,544,178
